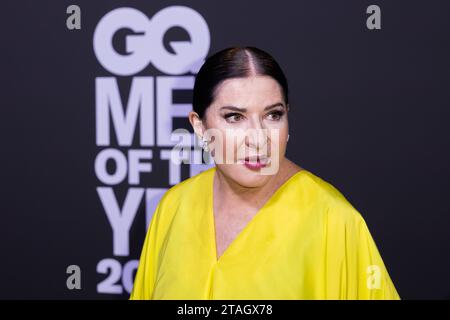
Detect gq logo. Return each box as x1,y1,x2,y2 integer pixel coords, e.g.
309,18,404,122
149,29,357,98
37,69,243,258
93,6,210,76
93,5,210,296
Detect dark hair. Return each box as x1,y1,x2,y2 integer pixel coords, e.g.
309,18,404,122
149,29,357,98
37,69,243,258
192,46,289,120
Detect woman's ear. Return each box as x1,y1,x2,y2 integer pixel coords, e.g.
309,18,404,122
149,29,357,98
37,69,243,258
188,111,205,138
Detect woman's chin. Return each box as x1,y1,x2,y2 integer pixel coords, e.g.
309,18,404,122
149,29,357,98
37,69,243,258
226,165,274,188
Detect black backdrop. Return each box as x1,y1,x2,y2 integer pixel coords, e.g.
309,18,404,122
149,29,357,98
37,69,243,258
1,0,450,299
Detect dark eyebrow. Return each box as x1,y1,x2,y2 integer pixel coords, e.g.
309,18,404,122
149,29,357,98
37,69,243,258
219,102,285,112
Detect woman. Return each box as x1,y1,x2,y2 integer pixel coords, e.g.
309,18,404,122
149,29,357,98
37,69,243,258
130,46,400,300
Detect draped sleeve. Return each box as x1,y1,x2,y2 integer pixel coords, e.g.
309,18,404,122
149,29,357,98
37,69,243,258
129,201,163,300
323,198,400,299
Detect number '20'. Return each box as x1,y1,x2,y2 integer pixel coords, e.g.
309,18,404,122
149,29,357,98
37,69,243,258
97,258,138,294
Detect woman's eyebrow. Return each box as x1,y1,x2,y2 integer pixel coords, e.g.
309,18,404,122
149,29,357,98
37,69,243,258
219,102,285,112
264,102,285,111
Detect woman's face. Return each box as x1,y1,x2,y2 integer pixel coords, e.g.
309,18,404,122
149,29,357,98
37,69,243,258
191,75,289,188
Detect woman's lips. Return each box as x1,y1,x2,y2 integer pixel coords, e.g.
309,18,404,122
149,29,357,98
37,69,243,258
240,156,270,170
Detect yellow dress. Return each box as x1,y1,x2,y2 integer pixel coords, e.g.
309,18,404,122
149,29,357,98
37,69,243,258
130,166,400,300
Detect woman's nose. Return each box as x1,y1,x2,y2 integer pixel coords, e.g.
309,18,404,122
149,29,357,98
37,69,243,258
245,119,268,150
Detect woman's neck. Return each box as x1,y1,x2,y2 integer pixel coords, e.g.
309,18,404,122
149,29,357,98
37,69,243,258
213,158,302,213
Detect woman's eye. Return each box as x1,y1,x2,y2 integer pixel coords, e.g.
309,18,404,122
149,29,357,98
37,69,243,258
266,111,284,121
224,113,243,122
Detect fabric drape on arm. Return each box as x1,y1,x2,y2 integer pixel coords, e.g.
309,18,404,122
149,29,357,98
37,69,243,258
129,201,163,300
324,199,400,300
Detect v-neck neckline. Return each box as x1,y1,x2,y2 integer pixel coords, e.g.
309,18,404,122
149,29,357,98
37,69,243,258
207,166,306,264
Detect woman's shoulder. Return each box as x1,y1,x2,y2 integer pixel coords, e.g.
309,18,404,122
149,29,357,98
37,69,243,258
299,169,365,225
149,166,214,229
158,166,215,208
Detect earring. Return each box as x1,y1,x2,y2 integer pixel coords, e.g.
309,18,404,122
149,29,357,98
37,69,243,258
201,136,209,152
287,134,290,142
